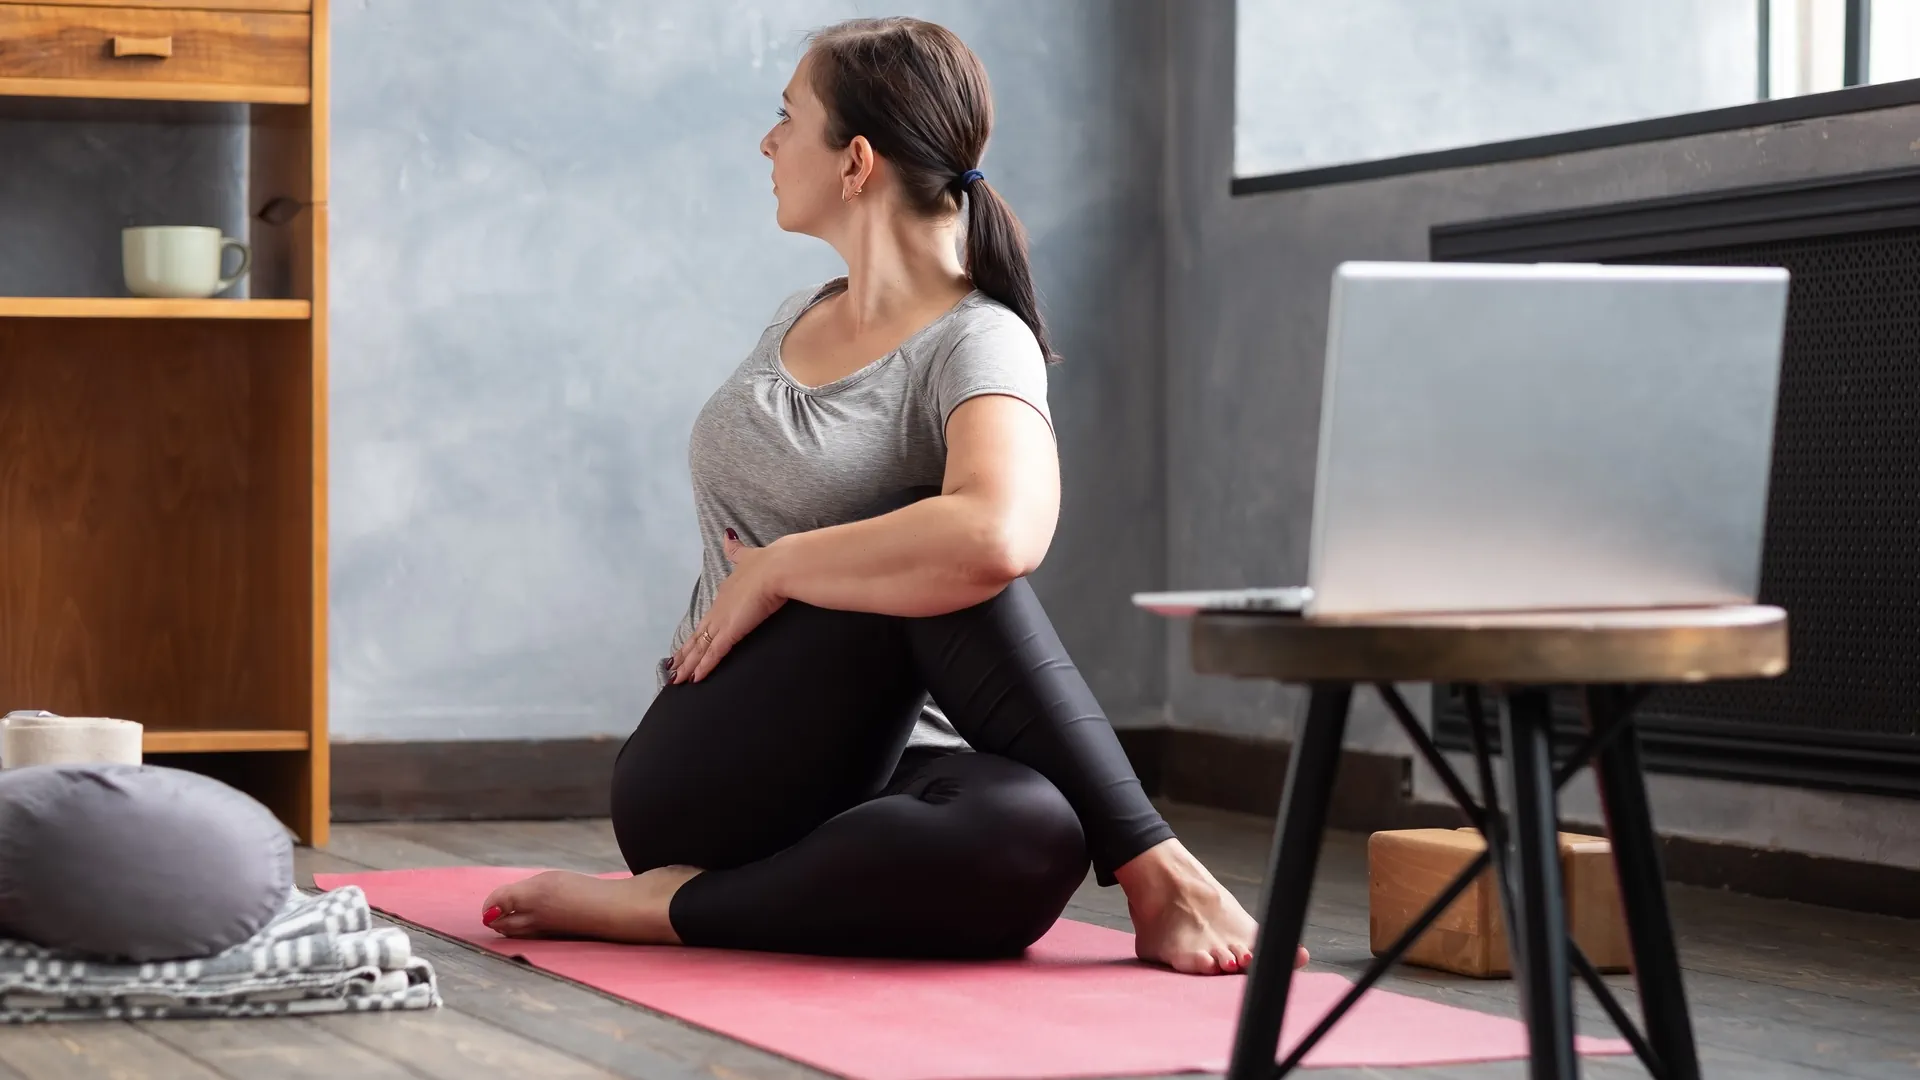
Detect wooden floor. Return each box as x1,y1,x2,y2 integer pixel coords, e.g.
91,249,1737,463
0,803,1914,1079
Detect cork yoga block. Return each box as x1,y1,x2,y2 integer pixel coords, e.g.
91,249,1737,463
1367,828,1632,979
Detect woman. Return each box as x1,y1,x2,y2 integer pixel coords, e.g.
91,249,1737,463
480,16,1303,977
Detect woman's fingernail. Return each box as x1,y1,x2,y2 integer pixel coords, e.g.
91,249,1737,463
726,528,738,542
482,905,503,926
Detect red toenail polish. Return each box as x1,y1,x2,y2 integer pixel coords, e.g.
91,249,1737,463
482,905,503,925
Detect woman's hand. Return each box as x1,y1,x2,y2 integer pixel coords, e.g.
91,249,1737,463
669,530,788,684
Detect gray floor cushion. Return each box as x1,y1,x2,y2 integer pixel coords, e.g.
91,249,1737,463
0,764,294,961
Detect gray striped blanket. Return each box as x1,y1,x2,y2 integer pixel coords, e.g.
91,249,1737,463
0,885,439,1022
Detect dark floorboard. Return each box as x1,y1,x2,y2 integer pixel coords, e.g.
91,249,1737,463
141,1016,421,1080
0,1023,224,1079
1,802,1914,1079
308,1005,628,1079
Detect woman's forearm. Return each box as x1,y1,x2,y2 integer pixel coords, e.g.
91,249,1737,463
767,492,1035,617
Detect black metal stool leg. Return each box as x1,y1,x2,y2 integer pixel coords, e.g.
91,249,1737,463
1464,688,1524,980
1226,683,1352,1080
1585,686,1701,1080
1501,689,1578,1080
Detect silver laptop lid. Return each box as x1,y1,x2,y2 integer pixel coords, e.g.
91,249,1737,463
1305,261,1789,618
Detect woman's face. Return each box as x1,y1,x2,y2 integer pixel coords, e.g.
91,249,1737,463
761,54,851,236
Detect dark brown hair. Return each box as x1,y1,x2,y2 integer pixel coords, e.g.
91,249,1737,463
807,17,1054,362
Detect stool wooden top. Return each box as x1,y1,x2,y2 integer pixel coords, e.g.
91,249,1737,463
1189,605,1787,685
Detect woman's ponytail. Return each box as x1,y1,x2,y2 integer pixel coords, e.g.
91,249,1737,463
960,176,1054,363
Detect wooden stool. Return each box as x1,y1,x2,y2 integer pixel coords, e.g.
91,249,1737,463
1188,605,1788,1080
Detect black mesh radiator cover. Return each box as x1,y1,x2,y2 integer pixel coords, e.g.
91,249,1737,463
1426,167,1920,799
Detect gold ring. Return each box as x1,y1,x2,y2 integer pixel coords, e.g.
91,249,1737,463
699,629,714,645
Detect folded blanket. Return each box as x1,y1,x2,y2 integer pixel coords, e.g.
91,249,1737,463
0,885,439,1021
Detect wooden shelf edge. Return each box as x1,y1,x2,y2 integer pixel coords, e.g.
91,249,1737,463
0,77,308,106
144,729,312,754
27,0,311,11
0,297,311,320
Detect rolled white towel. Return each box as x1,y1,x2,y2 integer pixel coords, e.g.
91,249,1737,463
1,713,142,768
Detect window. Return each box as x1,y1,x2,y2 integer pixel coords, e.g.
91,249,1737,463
1767,0,1920,93
1867,1,1920,84
1235,0,1920,182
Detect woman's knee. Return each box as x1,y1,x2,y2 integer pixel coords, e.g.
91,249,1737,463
990,764,1089,889
611,614,925,874
911,754,1089,950
984,767,1089,950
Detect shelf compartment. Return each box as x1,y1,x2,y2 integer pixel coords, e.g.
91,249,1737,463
1,317,320,829
144,728,310,753
0,297,311,319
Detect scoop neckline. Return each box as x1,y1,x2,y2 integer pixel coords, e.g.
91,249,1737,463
772,280,981,396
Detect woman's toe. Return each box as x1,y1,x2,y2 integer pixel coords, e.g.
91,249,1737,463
479,884,517,919
490,912,541,937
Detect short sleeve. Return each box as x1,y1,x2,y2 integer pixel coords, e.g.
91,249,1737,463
929,304,1052,440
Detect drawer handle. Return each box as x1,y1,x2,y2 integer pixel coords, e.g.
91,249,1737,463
111,35,174,59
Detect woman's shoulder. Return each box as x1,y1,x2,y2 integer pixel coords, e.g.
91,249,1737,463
911,291,1049,422
926,291,1042,363
768,278,848,327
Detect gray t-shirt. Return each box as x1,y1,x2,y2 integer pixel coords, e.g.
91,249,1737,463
664,279,1052,749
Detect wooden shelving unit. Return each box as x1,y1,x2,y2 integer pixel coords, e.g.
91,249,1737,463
0,0,330,844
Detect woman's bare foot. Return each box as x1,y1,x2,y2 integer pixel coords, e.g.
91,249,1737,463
1114,839,1309,976
479,866,703,943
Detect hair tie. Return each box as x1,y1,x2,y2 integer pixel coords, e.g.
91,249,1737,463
958,168,986,192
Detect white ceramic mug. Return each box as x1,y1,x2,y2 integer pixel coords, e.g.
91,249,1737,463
122,225,251,299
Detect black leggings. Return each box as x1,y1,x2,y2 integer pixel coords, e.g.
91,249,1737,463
611,509,1174,959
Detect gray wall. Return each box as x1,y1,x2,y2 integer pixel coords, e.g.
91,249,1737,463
1233,0,1758,176
1167,0,1920,866
326,0,1169,740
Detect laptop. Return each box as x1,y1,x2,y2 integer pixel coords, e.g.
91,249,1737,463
1134,260,1790,619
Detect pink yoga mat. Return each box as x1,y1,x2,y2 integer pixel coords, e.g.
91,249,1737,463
317,867,1630,1080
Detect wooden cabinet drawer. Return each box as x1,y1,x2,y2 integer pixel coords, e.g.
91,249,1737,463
0,3,310,103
